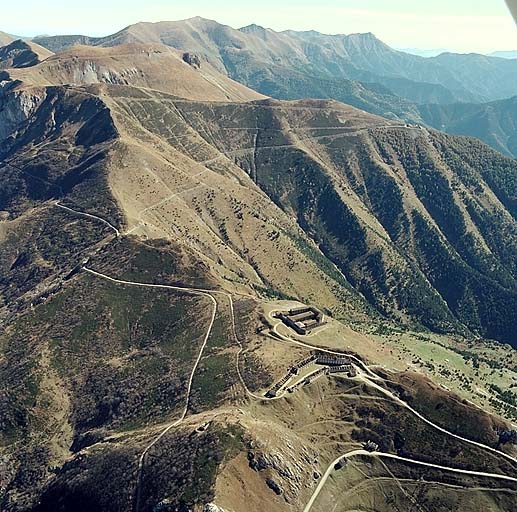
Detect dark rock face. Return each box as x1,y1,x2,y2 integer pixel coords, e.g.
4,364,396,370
0,40,40,70
248,451,269,471
182,52,201,69
265,478,283,495
499,429,517,445
9,251,30,270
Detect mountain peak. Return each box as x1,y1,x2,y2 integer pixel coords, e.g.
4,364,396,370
129,17,222,29
181,16,221,26
346,31,384,43
239,23,272,37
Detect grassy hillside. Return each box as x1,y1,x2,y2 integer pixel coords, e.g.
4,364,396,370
98,88,517,344
6,44,264,103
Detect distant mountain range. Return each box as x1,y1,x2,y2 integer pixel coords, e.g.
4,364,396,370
418,96,517,158
30,19,517,103
401,49,517,60
489,50,517,59
23,18,517,157
399,48,451,58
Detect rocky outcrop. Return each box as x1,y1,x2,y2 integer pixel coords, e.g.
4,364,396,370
182,52,201,69
247,441,318,503
204,504,227,512
0,40,41,70
0,83,45,143
66,60,146,85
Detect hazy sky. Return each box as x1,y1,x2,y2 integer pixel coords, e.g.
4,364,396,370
3,0,517,53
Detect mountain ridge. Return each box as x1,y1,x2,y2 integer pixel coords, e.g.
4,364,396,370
24,18,517,157
2,64,515,343
4,43,264,102
31,18,517,103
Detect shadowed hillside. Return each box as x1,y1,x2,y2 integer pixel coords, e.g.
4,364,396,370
419,95,517,158
0,39,52,70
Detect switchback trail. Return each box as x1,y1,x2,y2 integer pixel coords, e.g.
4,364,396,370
81,267,276,510
56,202,265,401
357,374,517,467
55,201,121,237
303,449,517,512
59,205,517,512
267,312,517,509
82,268,217,512
267,310,517,466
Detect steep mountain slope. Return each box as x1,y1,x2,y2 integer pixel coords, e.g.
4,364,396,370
93,88,517,344
275,29,472,103
0,39,52,70
5,44,264,102
431,52,517,100
3,65,514,342
419,95,517,158
0,77,348,511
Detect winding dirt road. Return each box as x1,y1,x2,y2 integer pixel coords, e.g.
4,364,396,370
356,372,517,467
57,204,517,512
82,268,217,512
55,202,121,237
303,449,517,512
